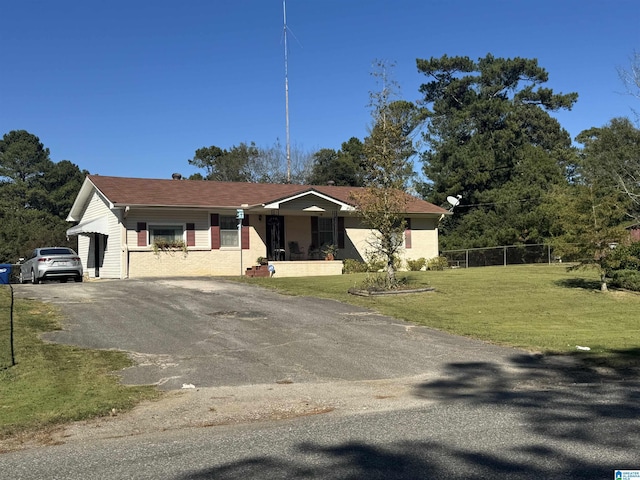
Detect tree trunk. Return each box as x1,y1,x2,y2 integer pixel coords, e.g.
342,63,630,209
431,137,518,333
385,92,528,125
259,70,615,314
386,261,396,287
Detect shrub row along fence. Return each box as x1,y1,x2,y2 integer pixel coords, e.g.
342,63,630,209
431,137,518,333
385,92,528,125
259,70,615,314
0,284,16,369
441,244,560,269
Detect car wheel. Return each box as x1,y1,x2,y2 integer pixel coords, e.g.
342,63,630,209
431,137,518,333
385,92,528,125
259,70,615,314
31,269,39,285
74,276,83,283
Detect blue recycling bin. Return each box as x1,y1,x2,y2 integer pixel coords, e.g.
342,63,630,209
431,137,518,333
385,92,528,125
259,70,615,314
0,264,11,285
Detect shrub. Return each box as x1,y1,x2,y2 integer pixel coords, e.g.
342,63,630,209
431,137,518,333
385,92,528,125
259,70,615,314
352,272,420,292
359,273,389,291
366,257,385,272
610,269,640,291
343,258,368,274
604,242,640,275
406,258,426,271
427,255,449,271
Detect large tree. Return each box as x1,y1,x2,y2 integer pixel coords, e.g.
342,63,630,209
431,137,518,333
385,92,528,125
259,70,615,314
575,117,640,219
0,130,85,262
548,120,638,291
417,54,578,249
252,139,313,184
188,140,313,184
188,142,259,182
307,137,366,186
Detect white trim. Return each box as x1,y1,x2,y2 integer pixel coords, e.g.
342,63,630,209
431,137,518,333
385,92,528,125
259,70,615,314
66,177,115,221
263,190,355,211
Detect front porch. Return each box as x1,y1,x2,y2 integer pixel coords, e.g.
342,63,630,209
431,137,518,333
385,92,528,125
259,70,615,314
265,260,343,278
127,249,344,278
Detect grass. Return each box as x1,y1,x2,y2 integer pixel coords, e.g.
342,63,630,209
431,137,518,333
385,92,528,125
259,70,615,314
0,286,158,440
240,264,640,369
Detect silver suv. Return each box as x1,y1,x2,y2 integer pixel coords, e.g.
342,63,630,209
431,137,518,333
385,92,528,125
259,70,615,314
19,247,83,284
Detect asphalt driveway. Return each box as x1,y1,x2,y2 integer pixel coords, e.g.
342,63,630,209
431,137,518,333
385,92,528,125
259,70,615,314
15,277,521,391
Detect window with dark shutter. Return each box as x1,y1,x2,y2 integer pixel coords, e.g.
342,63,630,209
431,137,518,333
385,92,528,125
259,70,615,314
186,223,195,247
210,214,220,249
241,215,250,249
136,222,147,247
404,218,412,249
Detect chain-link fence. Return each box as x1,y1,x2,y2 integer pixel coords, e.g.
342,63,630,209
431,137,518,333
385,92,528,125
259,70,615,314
441,244,560,269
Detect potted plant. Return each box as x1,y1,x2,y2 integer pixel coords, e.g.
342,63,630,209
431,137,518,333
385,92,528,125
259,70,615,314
257,256,268,265
322,244,338,261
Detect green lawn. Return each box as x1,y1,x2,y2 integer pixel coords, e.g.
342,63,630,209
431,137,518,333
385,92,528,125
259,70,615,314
0,287,158,440
242,264,640,367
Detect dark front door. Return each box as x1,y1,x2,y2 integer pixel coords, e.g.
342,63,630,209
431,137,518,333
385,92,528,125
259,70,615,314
266,215,285,261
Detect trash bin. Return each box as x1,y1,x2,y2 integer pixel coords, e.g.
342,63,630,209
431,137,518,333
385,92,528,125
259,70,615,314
0,264,11,285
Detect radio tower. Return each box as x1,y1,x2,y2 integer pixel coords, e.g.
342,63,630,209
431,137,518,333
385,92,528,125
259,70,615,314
283,0,291,183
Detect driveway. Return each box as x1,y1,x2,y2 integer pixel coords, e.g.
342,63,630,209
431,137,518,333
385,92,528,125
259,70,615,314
8,277,640,477
15,277,521,391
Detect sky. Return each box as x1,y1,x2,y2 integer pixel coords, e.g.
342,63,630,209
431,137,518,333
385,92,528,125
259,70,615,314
1,0,639,180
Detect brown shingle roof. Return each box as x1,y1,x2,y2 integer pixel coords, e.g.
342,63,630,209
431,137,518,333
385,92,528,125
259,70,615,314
88,175,448,214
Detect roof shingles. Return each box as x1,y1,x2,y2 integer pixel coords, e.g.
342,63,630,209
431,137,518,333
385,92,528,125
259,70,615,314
88,175,447,214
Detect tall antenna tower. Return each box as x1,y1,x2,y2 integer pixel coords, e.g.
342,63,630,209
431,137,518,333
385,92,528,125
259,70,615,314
283,0,291,183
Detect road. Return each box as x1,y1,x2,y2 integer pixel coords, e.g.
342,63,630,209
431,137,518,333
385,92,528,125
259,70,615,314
2,278,639,479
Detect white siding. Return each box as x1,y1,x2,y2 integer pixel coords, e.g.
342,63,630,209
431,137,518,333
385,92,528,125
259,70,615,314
76,191,121,279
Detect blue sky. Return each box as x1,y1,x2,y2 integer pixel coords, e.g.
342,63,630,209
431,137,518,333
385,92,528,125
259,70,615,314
1,0,639,180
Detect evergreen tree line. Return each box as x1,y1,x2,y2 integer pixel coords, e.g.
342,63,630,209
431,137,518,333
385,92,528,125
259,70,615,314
0,130,87,263
2,53,639,275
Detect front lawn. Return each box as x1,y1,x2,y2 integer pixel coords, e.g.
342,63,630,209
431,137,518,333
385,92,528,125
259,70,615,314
0,286,158,441
243,264,640,368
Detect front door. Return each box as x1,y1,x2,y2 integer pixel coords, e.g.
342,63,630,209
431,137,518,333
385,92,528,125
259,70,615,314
265,215,285,261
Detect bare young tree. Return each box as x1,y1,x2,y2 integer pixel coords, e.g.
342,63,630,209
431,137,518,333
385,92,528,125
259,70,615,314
251,139,314,184
351,60,423,287
618,50,640,121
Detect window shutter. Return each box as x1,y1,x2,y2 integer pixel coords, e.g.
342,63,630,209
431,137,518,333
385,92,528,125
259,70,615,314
210,214,220,250
404,218,412,249
311,216,319,248
241,215,250,249
186,223,195,247
136,222,147,247
337,217,345,249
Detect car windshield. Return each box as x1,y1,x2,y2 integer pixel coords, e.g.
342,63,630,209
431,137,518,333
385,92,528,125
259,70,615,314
40,248,74,256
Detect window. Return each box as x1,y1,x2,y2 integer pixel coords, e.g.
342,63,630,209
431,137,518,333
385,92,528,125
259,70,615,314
220,215,239,247
40,248,74,256
318,217,334,246
149,225,184,244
